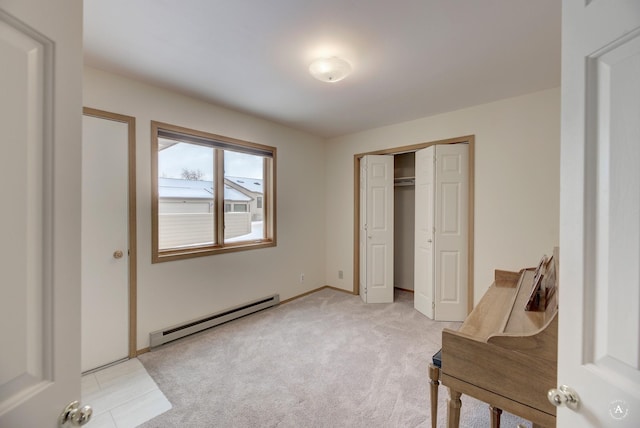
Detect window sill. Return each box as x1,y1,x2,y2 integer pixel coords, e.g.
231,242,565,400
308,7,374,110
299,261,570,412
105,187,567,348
152,240,276,263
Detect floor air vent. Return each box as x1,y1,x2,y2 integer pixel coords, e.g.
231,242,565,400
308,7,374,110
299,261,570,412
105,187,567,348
149,294,279,348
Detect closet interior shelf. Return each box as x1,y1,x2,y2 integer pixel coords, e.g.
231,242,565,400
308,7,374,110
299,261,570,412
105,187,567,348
394,176,415,187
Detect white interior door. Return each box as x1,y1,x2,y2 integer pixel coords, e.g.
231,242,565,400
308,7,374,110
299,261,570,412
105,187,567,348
559,1,640,426
433,144,468,321
360,155,394,303
414,146,435,318
359,159,368,303
81,113,131,372
0,1,85,427
414,144,468,321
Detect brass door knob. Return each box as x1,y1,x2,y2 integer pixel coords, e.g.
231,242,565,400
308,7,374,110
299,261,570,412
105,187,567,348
113,250,124,259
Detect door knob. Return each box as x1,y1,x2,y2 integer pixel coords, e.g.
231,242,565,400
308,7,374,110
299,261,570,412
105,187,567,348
427,239,433,243
58,400,92,427
547,385,580,410
113,250,124,259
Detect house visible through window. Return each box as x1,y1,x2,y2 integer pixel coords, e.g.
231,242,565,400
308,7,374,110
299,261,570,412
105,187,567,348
152,121,276,262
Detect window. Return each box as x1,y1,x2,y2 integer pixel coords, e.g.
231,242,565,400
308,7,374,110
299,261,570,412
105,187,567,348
152,121,276,262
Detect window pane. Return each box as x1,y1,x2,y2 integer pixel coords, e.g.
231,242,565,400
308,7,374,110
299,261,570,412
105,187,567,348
224,150,265,243
157,140,215,249
152,121,276,262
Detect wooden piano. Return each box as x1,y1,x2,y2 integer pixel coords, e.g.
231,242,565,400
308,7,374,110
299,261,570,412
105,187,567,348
441,249,559,428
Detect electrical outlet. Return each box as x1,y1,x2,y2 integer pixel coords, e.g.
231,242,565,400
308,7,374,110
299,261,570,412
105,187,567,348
338,270,344,279
300,273,304,283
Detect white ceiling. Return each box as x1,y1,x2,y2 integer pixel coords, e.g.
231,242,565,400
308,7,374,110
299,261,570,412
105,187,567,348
84,0,561,138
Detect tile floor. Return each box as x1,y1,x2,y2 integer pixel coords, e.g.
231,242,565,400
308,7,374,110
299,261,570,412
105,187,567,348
81,358,171,428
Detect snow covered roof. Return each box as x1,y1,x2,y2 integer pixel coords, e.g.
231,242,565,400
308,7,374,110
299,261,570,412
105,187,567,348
159,178,212,199
225,176,263,194
158,178,251,202
224,186,252,202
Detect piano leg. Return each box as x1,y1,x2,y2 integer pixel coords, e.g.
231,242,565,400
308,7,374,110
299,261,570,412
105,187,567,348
489,405,502,428
428,363,440,428
446,388,462,428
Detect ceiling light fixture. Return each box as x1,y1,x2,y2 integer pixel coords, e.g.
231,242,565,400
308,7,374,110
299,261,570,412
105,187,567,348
309,57,352,83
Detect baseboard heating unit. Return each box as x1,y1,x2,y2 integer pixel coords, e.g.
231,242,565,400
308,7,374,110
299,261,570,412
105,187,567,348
149,294,280,348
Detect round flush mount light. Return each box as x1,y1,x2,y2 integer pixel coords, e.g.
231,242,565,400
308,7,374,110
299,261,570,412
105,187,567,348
309,57,352,83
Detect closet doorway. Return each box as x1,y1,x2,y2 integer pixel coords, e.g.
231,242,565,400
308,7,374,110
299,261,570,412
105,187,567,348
354,135,475,320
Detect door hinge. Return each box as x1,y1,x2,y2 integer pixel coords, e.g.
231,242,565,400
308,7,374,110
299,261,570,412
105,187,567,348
432,301,435,310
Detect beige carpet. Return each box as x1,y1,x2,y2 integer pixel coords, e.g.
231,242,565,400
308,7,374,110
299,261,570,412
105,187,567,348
138,288,531,427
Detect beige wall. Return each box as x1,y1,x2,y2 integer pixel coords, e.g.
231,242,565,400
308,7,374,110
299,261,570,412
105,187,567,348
325,88,561,304
83,67,327,349
83,66,559,348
